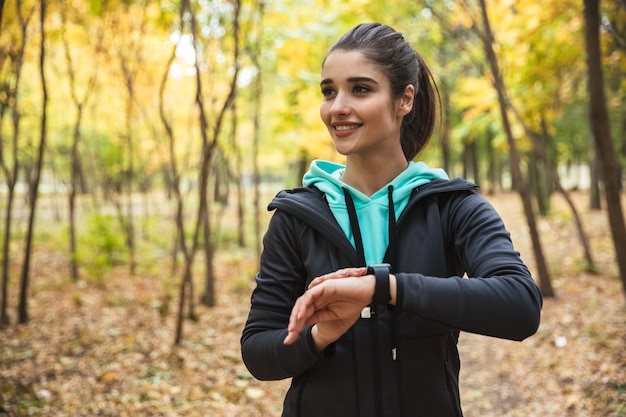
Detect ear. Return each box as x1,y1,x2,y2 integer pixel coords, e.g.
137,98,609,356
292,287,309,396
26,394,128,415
397,84,415,117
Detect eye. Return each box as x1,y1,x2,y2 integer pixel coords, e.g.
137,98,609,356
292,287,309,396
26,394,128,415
353,85,370,94
321,87,336,99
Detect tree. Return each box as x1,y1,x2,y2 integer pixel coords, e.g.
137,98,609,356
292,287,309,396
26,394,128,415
17,0,47,323
507,102,596,270
600,0,626,189
60,0,103,282
0,0,5,32
583,0,626,299
109,0,152,276
198,0,242,309
0,0,34,326
245,0,265,261
171,0,242,344
476,0,554,297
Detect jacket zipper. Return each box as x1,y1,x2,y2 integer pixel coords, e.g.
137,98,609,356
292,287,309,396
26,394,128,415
443,338,463,417
371,308,383,417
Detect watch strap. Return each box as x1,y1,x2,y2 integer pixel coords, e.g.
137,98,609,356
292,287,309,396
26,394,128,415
368,263,391,306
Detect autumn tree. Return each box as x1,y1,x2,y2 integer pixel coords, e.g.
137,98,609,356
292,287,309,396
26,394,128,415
583,0,626,299
18,0,48,323
600,0,626,187
246,0,265,260
474,0,554,296
165,0,243,344
107,0,154,275
0,0,35,326
60,0,104,281
0,1,5,30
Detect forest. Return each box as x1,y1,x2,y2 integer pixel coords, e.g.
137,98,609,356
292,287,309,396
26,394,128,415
0,0,625,415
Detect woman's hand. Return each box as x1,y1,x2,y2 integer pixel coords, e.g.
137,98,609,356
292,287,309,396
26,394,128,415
283,267,373,349
307,267,368,289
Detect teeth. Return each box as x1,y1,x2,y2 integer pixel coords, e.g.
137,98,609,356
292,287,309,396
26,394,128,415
335,124,359,131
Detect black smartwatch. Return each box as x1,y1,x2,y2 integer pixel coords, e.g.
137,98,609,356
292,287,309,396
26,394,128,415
367,263,391,306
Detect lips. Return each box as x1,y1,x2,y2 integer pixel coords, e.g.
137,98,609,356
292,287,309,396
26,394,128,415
335,124,361,131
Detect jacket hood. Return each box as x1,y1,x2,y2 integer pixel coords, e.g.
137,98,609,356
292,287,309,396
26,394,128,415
271,161,468,265
301,160,448,265
301,160,448,208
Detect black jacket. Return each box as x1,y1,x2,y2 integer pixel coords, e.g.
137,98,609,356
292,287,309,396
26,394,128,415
241,178,542,417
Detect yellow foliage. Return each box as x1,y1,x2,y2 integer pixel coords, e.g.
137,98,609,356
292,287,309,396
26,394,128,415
454,77,497,118
0,0,619,189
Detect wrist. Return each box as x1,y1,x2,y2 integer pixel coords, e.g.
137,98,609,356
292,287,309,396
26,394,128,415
311,324,333,353
389,274,397,305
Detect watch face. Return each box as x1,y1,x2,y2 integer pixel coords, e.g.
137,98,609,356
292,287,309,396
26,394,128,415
368,263,391,274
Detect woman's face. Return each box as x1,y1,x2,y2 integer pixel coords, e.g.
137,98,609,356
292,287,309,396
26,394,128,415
319,50,413,158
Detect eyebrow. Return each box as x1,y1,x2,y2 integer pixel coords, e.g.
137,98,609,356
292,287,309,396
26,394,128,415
320,76,379,87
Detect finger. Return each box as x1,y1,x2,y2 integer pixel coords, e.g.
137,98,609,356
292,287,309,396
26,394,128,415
308,276,327,289
284,308,327,345
284,294,317,344
309,267,368,289
340,267,367,277
283,329,299,345
283,307,317,345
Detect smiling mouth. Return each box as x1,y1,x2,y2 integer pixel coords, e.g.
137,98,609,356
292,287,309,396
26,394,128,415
335,124,361,131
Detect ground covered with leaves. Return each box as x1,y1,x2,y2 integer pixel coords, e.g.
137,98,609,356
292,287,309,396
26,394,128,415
1,192,625,416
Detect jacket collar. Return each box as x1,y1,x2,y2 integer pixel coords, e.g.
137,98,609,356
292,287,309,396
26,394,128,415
267,178,478,262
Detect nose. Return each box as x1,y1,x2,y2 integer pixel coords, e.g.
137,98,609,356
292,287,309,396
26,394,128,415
329,92,351,116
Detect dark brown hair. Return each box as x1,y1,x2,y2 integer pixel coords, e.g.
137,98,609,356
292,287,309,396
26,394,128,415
325,23,440,160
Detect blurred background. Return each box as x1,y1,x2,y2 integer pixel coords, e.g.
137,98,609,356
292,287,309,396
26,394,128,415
0,0,625,416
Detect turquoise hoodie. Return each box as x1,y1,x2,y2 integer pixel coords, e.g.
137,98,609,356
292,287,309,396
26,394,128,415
303,160,448,265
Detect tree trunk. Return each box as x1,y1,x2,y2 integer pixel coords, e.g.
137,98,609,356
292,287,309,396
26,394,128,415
162,0,199,345
61,2,101,281
175,0,242,342
0,0,5,33
528,151,549,216
589,138,602,209
199,0,241,308
124,97,136,275
1,184,14,326
531,120,552,216
113,1,147,276
507,102,596,269
0,1,31,327
486,128,497,194
619,104,626,190
478,0,554,297
583,0,626,299
232,101,246,248
157,34,181,280
252,74,262,261
18,0,48,323
69,115,80,281
200,200,213,309
463,141,479,186
247,0,265,263
440,77,452,175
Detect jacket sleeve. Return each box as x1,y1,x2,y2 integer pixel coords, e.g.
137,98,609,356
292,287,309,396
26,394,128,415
240,210,322,381
396,192,543,341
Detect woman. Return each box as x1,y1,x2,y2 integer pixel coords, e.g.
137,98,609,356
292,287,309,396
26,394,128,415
241,22,542,417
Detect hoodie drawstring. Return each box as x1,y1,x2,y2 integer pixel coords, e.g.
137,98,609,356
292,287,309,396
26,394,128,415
387,185,397,270
343,188,366,266
342,186,397,269
342,185,398,374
